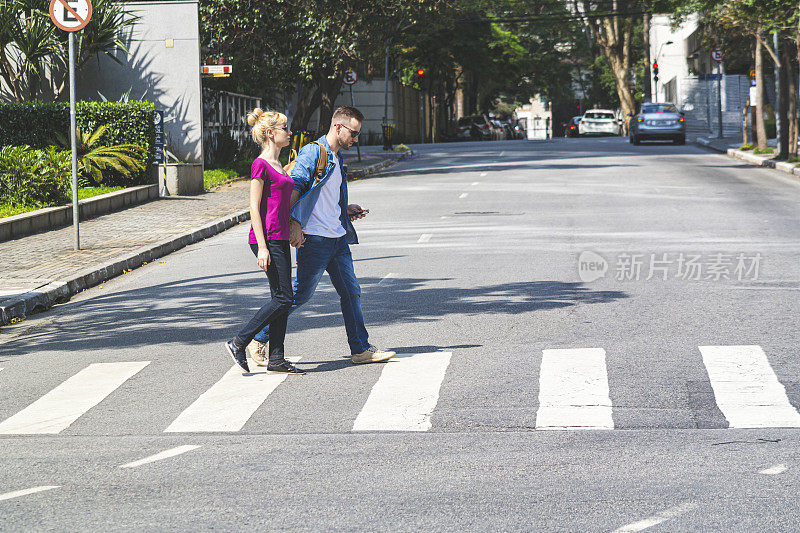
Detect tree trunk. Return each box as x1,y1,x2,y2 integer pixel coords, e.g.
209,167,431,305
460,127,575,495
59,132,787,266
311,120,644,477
755,35,768,150
317,75,343,134
786,51,797,157
291,84,322,132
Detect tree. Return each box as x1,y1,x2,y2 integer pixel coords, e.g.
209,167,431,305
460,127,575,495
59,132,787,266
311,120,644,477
574,0,642,117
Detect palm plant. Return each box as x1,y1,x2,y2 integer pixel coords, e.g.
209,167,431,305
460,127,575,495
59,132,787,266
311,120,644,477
54,125,146,185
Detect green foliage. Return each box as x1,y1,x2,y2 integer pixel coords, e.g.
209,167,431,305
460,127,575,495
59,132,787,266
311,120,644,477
753,147,775,154
53,124,146,185
740,143,754,150
0,145,71,208
0,0,139,101
0,101,155,185
77,186,124,200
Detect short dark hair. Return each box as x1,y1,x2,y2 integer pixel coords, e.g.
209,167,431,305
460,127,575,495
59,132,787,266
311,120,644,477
332,106,364,123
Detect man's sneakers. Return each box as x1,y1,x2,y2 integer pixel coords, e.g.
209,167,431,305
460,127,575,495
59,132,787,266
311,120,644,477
225,339,250,373
248,340,268,367
267,359,306,374
352,345,396,365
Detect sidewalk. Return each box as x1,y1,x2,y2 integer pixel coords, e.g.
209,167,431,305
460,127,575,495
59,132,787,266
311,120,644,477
694,135,800,177
0,150,410,326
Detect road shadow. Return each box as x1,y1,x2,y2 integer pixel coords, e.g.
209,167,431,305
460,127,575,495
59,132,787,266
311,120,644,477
0,275,628,357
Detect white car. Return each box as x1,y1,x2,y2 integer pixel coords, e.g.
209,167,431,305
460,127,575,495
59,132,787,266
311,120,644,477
578,109,622,136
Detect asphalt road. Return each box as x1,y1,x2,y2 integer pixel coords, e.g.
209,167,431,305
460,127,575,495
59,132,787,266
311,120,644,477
2,137,800,531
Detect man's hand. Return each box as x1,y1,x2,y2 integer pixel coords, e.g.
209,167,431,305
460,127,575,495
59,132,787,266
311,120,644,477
257,246,271,271
289,219,305,248
348,204,368,221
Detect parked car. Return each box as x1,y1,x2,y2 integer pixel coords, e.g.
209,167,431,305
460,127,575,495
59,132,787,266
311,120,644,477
629,103,686,145
565,116,581,137
456,114,493,140
490,120,507,140
498,121,515,140
510,121,525,139
578,109,622,136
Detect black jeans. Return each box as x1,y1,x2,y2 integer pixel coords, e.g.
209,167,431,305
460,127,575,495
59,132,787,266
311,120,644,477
236,241,293,361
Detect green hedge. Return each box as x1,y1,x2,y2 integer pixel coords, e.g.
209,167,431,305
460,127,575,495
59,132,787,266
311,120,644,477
0,146,71,208
0,101,156,185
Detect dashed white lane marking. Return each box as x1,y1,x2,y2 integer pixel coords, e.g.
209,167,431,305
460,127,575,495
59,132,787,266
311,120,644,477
480,172,487,177
759,464,787,475
499,151,505,156
353,352,452,431
417,234,432,243
164,358,301,433
536,348,613,430
611,502,697,532
471,181,480,186
377,273,394,285
459,193,469,199
699,345,800,428
119,445,202,468
0,362,150,434
0,485,60,502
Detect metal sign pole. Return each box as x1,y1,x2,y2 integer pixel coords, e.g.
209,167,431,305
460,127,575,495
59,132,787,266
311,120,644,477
349,84,361,162
69,31,79,250
716,61,724,139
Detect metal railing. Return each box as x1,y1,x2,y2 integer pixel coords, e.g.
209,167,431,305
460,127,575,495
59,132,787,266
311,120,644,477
203,89,261,167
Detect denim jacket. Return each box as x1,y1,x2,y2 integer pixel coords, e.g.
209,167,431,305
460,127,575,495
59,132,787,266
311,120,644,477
289,136,358,244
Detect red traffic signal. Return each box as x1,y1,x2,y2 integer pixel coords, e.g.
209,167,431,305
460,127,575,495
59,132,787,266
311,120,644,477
417,68,426,76
652,61,658,69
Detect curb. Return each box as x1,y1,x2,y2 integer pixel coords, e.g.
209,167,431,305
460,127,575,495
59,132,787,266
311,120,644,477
0,209,249,326
695,137,800,178
346,150,413,180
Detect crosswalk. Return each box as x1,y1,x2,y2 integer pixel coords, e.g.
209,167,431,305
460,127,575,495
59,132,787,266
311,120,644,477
1,346,799,435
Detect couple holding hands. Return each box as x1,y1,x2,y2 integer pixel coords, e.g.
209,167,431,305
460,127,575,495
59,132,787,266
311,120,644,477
224,106,395,374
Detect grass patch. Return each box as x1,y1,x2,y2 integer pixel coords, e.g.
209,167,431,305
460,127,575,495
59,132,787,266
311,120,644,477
740,143,754,151
787,156,800,164
1,186,125,219
753,147,775,155
77,186,124,200
0,203,37,217
204,168,241,190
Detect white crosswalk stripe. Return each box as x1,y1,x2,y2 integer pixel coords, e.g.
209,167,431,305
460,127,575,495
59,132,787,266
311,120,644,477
536,348,614,430
699,345,800,428
1,345,799,435
0,362,149,435
164,358,301,433
353,352,452,432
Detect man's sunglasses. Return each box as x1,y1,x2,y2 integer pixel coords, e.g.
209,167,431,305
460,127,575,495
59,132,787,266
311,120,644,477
337,123,360,138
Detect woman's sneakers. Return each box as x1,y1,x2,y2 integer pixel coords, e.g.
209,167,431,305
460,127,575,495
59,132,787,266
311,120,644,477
267,359,306,374
225,339,250,373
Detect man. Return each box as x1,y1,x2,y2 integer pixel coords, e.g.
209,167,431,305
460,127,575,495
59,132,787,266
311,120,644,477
249,106,396,365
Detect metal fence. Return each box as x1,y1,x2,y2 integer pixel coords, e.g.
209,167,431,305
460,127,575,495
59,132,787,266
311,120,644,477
203,89,262,167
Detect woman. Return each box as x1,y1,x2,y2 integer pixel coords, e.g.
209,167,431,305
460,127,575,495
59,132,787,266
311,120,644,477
224,109,304,374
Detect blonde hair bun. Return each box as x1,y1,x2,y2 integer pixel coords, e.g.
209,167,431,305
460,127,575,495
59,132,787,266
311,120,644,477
247,108,265,127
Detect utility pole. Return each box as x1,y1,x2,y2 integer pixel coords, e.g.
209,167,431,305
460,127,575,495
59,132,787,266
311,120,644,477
774,32,789,158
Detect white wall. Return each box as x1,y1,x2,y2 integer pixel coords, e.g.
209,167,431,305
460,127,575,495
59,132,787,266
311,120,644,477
78,1,204,164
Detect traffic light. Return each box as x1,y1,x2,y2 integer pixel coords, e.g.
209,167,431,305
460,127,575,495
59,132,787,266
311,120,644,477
653,61,659,82
417,68,425,76
575,101,581,114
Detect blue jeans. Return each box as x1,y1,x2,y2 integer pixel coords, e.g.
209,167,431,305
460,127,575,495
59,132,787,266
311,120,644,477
253,235,369,354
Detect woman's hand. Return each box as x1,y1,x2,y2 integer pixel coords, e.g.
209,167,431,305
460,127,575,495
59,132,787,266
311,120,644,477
257,246,271,271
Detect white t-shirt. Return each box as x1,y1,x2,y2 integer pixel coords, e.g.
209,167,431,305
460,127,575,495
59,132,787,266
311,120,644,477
303,154,346,238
